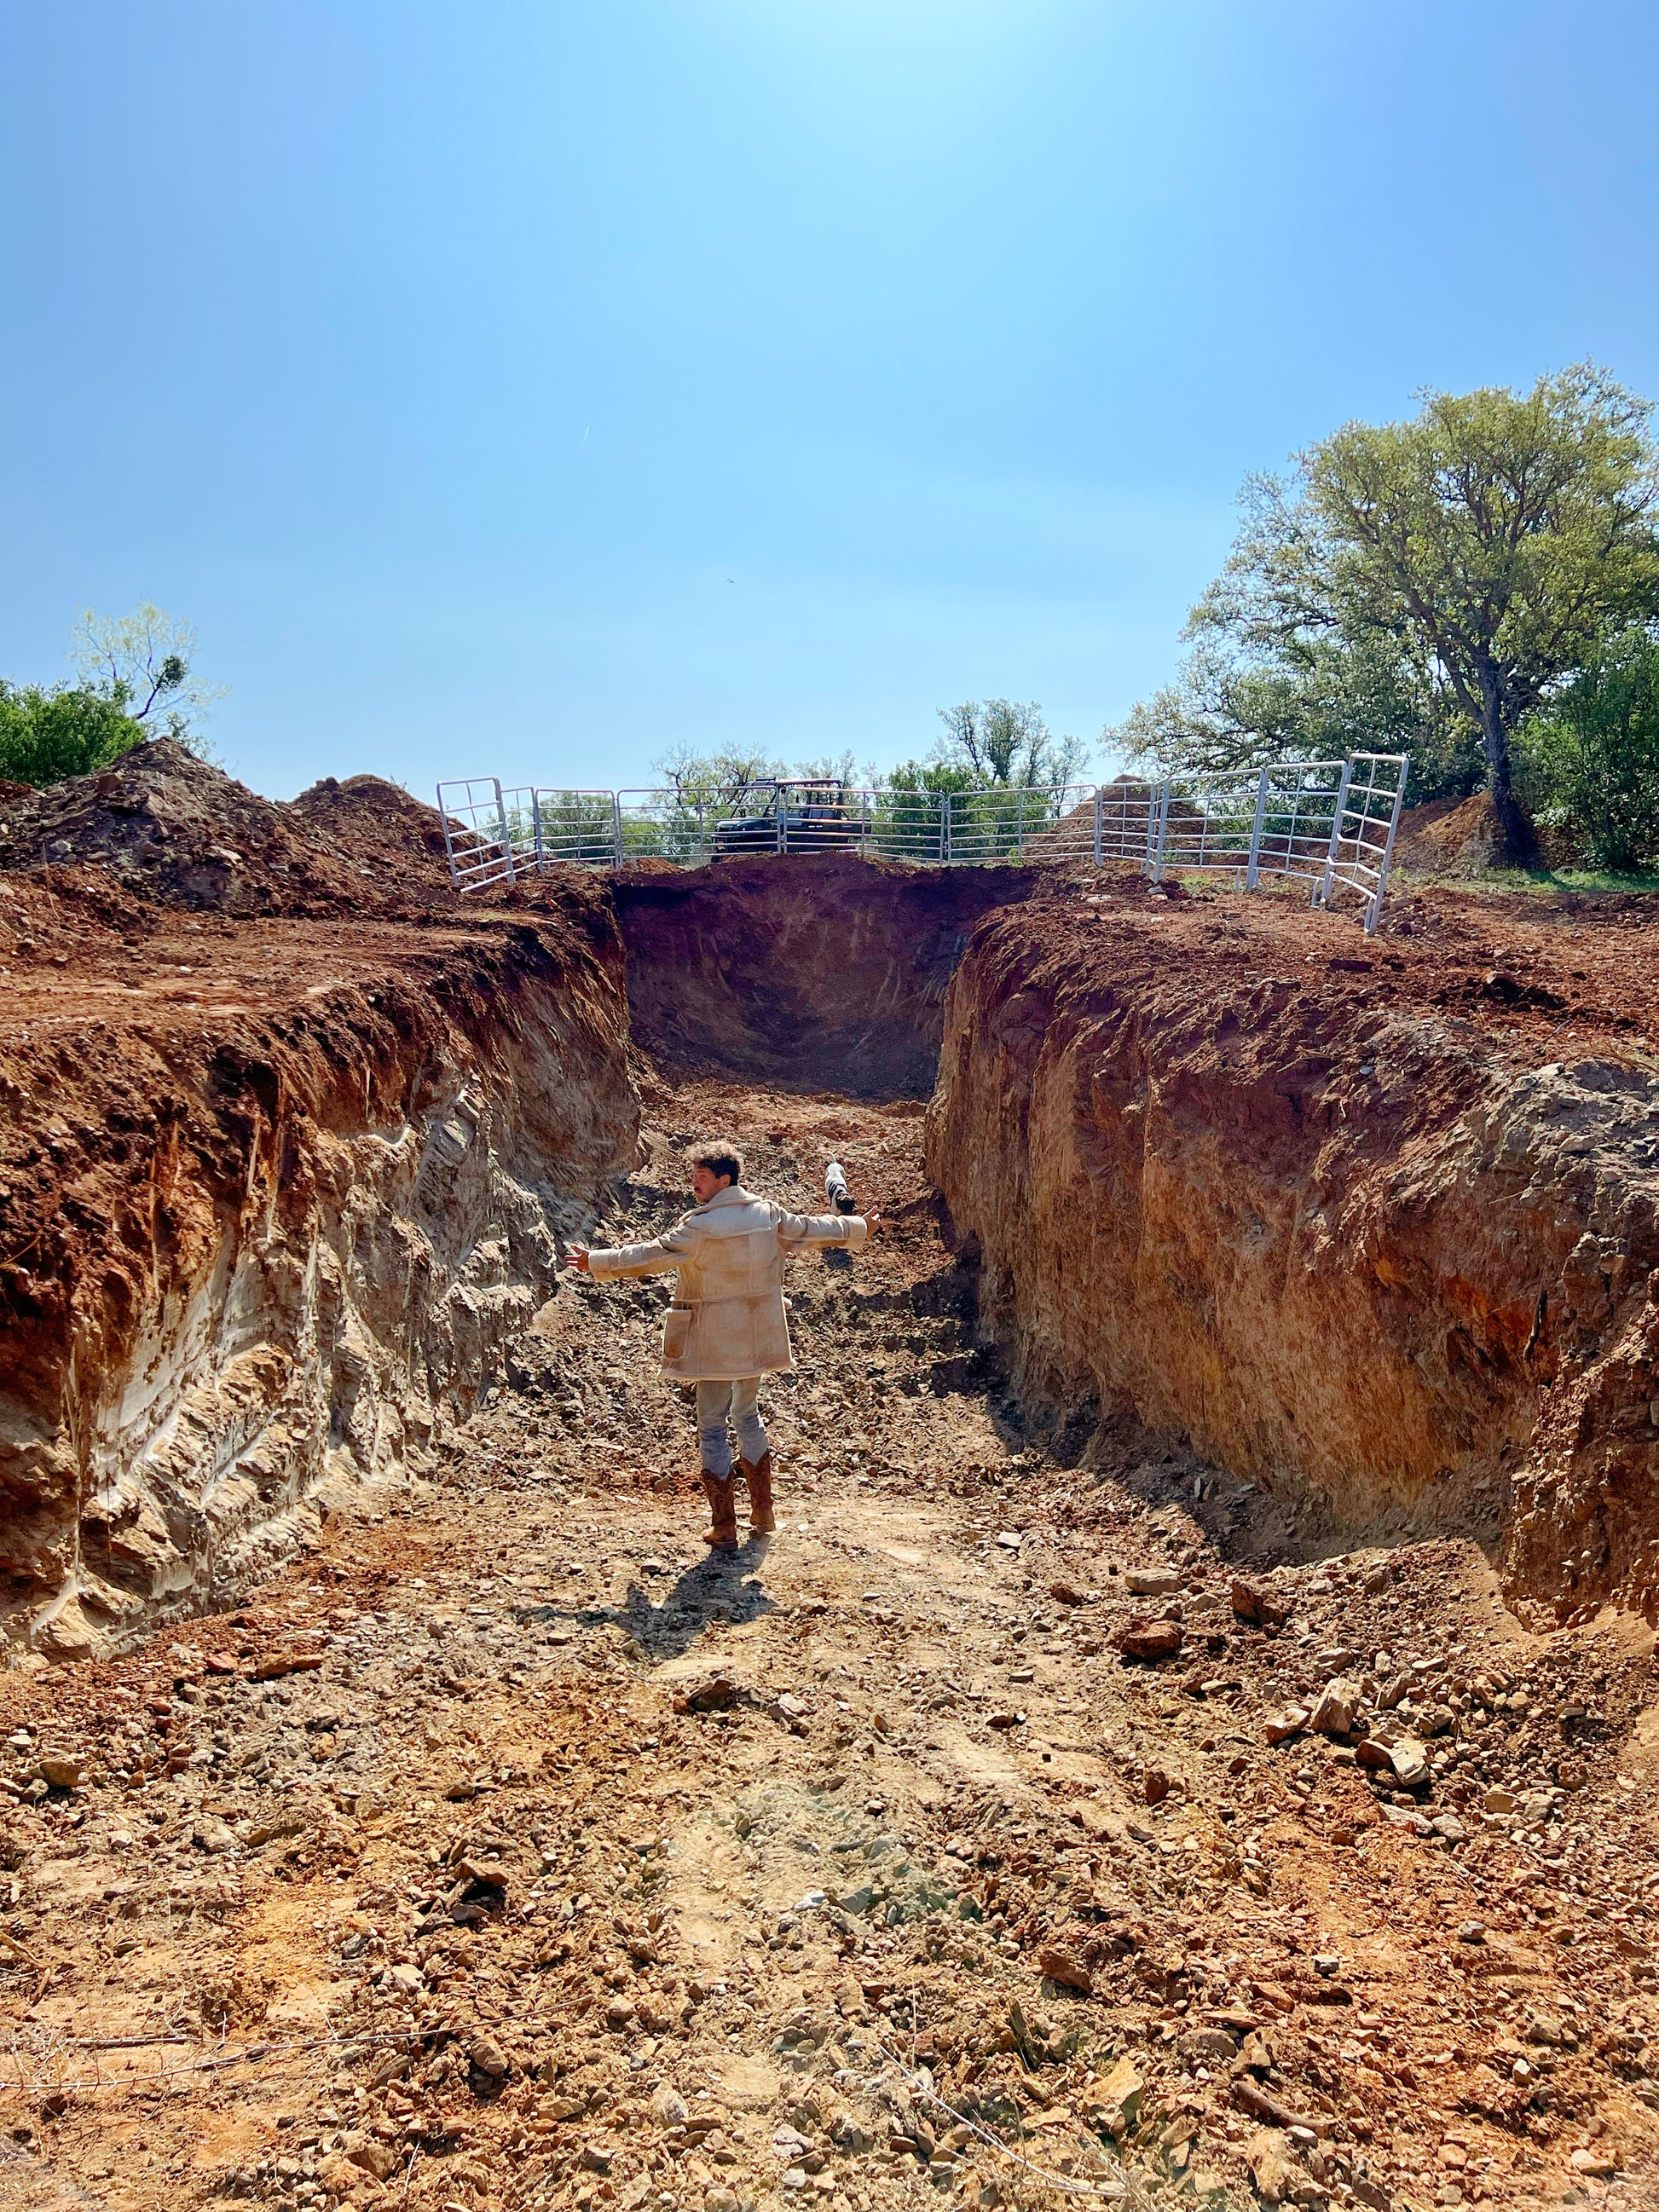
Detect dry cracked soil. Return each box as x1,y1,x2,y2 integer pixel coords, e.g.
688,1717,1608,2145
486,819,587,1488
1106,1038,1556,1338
3,1083,1659,2212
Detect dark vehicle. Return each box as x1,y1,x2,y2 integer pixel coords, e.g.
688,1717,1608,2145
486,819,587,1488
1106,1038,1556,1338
711,778,863,854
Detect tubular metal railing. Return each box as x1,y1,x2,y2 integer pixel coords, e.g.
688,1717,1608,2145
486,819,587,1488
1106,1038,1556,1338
435,754,1409,932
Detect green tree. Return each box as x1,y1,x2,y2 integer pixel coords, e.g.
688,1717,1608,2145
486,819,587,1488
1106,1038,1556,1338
1113,367,1659,857
652,739,788,811
928,698,1089,788
1113,628,1454,791
72,601,224,744
0,684,146,787
1517,625,1659,871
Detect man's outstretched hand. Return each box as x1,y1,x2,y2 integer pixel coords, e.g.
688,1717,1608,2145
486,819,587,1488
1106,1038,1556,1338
566,1247,593,1273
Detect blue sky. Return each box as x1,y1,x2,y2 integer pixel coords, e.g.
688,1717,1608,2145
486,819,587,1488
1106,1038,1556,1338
3,3,1657,801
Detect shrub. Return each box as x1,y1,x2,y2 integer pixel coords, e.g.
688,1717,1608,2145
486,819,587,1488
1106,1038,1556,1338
0,684,146,788
1517,627,1659,872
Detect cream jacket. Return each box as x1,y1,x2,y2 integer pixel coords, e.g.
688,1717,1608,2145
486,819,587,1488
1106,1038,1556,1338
585,1185,868,1380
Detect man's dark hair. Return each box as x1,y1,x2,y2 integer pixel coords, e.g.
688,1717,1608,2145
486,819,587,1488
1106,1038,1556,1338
691,1140,744,1187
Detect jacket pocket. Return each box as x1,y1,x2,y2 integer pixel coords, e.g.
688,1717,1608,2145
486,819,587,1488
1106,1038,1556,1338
662,1306,692,1365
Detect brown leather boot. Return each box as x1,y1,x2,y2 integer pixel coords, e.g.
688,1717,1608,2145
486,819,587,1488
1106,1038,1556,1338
739,1453,775,1533
701,1475,738,1553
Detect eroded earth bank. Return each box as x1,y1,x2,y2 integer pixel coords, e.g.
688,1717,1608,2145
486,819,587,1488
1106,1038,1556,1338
2,747,1659,2212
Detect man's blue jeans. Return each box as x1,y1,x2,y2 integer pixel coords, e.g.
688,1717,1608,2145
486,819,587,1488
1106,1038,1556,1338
696,1377,767,1478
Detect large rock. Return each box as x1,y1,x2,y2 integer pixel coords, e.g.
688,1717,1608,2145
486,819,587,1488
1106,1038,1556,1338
1113,1619,1183,1663
1309,1678,1361,1736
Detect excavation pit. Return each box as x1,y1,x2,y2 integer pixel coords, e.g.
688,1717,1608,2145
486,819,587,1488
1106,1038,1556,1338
2,747,1659,2208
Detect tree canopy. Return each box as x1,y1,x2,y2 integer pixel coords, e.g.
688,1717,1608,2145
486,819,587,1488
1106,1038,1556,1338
927,699,1089,789
0,603,223,790
72,602,224,744
0,684,146,788
1113,367,1659,860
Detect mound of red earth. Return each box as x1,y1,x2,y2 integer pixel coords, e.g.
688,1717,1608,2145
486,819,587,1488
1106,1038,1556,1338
0,738,456,917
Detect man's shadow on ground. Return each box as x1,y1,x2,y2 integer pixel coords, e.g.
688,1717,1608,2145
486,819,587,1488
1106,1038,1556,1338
521,1541,776,1664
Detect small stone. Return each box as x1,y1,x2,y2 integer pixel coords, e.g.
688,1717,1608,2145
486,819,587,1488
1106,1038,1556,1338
1389,1738,1431,1789
1125,1567,1182,1597
1090,2054,1144,2130
650,2083,690,2128
1246,2128,1298,2204
1113,1619,1183,1662
1457,1921,1486,1944
1570,2147,1616,2176
1308,1678,1360,1736
38,1753,83,1790
467,2033,510,2076
1230,1578,1290,1628
1483,1787,1517,1814
1037,1944,1093,1992
1381,1804,1432,1835
192,1816,239,1855
387,1963,425,1996
1263,1707,1309,1746
1176,2027,1238,2062
676,1676,738,1713
1142,1767,1171,1806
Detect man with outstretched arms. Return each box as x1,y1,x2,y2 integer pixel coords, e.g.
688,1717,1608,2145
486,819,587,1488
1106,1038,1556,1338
566,1141,872,1551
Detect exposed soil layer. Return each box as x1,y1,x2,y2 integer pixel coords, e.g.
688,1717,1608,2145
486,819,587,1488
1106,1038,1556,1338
0,865,637,1656
611,854,1040,1098
2,1087,1656,2212
929,880,1659,1622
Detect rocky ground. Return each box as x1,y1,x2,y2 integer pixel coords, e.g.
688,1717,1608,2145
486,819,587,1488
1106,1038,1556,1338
3,1084,1657,2212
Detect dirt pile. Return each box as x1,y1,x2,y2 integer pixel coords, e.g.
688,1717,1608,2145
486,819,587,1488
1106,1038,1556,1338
613,852,1041,1097
289,771,458,889
929,881,1659,1620
0,741,456,918
1393,792,1511,879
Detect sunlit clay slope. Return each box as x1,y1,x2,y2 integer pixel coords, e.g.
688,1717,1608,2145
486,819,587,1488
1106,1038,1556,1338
928,890,1659,1619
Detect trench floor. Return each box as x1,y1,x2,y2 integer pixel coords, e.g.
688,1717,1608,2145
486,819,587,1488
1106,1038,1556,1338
3,1083,1659,2212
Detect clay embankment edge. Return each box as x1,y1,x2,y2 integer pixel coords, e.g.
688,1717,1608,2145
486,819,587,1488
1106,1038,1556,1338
0,897,637,1660
928,898,1659,1618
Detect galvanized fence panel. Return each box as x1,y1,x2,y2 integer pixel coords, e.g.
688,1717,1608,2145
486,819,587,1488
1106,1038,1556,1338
436,755,1409,930
436,777,522,891
1095,780,1163,869
1318,752,1410,932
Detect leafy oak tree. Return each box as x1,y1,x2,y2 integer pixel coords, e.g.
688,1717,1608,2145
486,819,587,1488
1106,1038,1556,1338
1115,367,1659,859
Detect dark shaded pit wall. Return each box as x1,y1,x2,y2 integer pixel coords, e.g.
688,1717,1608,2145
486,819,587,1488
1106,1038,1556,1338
3,848,1656,1661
